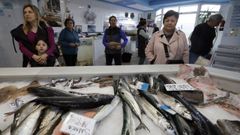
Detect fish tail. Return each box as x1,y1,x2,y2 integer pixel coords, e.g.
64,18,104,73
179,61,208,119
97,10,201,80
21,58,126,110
135,122,150,133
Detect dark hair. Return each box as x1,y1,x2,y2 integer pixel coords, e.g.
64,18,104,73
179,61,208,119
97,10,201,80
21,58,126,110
64,18,75,27
163,10,179,22
109,16,117,22
138,18,147,27
35,36,48,47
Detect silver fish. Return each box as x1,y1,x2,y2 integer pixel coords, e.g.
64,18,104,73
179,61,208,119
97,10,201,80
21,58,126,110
138,96,175,135
121,101,135,135
34,107,63,135
118,87,149,132
93,96,121,122
12,105,46,135
157,92,192,120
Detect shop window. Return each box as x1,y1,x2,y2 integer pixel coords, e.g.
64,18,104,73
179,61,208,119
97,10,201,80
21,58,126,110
177,14,197,44
201,4,221,11
180,4,198,13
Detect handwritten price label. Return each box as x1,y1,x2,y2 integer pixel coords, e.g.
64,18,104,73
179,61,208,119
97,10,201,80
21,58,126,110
61,112,96,135
164,83,195,91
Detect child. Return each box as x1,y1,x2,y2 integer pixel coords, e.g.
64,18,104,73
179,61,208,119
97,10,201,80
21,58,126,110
29,38,56,67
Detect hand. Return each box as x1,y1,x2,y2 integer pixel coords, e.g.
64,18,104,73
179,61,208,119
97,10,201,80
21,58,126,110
32,54,41,63
39,53,48,64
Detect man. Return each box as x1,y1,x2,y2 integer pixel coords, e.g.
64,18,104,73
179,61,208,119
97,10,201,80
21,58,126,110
189,14,223,64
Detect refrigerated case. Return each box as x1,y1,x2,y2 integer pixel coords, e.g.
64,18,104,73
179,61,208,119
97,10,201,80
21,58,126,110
0,65,239,134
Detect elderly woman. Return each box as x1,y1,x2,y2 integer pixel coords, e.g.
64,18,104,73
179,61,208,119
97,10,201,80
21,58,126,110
145,10,189,64
58,18,80,66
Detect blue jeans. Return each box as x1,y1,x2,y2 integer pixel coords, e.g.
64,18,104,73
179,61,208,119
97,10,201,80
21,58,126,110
189,52,200,64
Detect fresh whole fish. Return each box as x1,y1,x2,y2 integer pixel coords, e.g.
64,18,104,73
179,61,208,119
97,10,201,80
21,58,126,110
12,105,46,135
121,101,135,135
33,94,114,109
93,96,121,122
11,101,41,131
33,107,63,135
137,96,175,135
28,86,76,97
118,87,150,132
157,92,192,120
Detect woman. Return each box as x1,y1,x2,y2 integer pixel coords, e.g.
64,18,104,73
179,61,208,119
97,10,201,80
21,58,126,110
11,4,56,67
137,18,149,64
102,16,128,65
58,18,80,66
145,10,189,64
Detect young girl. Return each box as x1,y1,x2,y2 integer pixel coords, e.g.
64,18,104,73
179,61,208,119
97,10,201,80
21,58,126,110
29,39,56,67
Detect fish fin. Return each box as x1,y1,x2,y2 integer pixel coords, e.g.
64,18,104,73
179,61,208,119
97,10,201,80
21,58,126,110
135,122,150,133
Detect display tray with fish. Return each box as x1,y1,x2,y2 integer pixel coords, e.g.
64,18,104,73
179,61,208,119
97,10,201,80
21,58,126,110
0,67,239,135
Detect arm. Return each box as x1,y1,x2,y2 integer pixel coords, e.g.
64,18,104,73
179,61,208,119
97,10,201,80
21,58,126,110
145,34,155,62
102,30,108,47
139,29,149,39
19,42,34,59
120,30,128,48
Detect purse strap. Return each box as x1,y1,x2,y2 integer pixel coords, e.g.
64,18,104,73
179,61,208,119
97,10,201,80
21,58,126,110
163,43,169,58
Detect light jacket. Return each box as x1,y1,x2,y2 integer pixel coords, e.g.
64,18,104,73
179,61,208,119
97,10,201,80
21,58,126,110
145,29,189,64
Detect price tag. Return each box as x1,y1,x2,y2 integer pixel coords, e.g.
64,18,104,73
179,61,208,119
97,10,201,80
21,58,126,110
61,112,96,135
164,83,195,91
136,81,149,91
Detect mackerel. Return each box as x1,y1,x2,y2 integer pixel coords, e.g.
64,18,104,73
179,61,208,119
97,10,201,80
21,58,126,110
121,101,135,135
93,96,121,122
157,92,192,120
118,87,150,132
138,97,175,135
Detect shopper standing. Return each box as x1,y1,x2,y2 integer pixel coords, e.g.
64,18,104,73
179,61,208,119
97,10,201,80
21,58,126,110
102,16,128,65
58,18,80,66
137,18,149,64
189,14,223,64
145,10,189,64
11,4,57,67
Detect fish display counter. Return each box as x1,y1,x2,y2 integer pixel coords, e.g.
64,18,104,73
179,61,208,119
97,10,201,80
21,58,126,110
0,64,239,135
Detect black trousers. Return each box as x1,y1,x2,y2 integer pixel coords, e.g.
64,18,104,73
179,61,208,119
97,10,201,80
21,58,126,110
63,54,77,66
105,53,122,65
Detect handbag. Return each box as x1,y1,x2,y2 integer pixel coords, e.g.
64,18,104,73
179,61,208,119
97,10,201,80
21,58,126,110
163,43,184,64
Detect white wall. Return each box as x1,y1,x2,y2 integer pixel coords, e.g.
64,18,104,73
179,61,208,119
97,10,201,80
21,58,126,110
0,0,142,67
0,0,28,67
66,0,142,32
